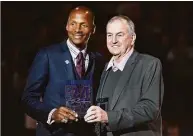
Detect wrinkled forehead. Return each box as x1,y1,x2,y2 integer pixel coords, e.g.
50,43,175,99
107,19,128,33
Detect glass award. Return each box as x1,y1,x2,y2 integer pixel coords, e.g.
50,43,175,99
65,80,93,118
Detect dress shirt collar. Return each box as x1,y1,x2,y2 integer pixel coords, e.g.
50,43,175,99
106,47,134,71
67,39,87,59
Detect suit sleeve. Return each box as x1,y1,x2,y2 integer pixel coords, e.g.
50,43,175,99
107,58,164,131
21,48,52,124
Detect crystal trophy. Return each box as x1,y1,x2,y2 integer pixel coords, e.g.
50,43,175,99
65,80,93,118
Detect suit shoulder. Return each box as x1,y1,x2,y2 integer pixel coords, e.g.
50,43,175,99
36,43,64,56
43,43,63,52
90,52,104,61
92,52,103,58
137,53,162,69
91,52,107,66
138,53,161,64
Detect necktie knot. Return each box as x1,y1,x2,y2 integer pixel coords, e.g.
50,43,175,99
77,52,84,60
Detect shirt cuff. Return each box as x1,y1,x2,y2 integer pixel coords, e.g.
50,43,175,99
47,108,57,125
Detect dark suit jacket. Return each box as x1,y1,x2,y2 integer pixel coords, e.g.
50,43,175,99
97,50,164,136
22,41,105,136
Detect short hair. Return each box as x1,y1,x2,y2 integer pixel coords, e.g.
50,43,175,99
107,15,136,36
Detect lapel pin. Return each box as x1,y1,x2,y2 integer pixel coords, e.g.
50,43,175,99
65,60,70,64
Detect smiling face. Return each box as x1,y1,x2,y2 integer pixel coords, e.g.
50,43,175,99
106,19,134,59
66,7,95,49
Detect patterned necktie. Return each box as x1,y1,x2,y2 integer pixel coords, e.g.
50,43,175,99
76,52,85,78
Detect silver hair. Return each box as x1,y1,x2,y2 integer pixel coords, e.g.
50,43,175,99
107,15,136,36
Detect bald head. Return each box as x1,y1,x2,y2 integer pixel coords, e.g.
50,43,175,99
68,6,95,26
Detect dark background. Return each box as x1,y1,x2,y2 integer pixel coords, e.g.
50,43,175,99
1,1,193,136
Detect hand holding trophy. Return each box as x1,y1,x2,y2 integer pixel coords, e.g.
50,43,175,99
51,106,78,123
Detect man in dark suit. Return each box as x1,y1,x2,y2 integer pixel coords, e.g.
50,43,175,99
84,15,164,136
22,6,105,136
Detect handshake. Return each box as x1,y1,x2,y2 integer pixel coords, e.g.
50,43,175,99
51,106,108,124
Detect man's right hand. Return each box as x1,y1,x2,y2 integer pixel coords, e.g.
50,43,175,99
51,107,78,123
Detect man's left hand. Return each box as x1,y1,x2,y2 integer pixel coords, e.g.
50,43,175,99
84,106,108,123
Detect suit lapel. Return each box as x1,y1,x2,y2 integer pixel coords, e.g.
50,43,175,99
96,64,109,100
60,41,75,80
110,51,139,110
85,51,95,78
